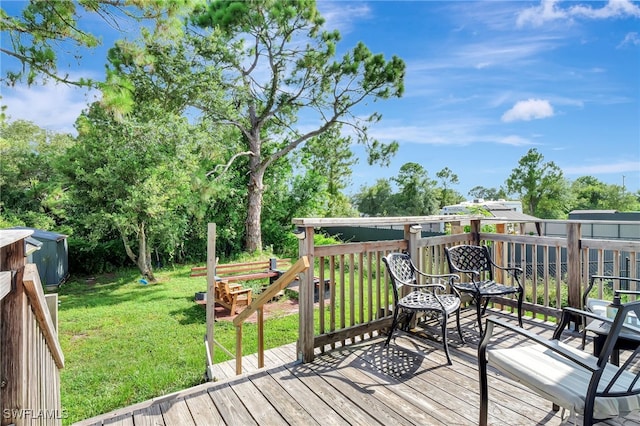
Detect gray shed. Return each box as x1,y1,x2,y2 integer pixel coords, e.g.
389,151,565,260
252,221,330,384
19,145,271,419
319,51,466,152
15,227,69,288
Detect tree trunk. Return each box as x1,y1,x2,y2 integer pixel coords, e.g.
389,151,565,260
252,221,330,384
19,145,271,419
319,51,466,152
119,222,156,282
137,222,156,282
245,166,264,253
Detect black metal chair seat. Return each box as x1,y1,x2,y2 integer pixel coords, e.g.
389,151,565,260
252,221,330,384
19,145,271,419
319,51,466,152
445,244,524,335
454,280,517,296
383,252,464,365
398,291,460,313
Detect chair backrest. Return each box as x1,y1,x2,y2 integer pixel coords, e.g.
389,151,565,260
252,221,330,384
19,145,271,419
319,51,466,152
583,275,640,317
588,301,640,403
382,253,416,303
445,245,493,280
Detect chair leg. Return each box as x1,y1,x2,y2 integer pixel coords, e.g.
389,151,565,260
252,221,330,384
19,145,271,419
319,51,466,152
476,296,484,335
385,308,401,347
455,307,465,344
481,297,490,316
517,289,524,327
441,311,452,365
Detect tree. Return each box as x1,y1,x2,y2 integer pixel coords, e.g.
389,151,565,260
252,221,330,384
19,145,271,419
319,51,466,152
62,102,204,281
352,179,393,217
468,186,508,201
506,148,569,218
1,0,193,87
570,176,640,212
0,119,74,229
191,0,405,252
391,162,438,216
299,127,359,217
436,167,463,208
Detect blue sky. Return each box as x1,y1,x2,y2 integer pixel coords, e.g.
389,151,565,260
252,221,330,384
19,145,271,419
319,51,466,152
2,0,639,199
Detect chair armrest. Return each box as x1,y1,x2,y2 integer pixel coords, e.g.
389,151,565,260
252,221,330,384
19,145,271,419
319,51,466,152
229,288,252,295
413,270,459,282
482,315,599,372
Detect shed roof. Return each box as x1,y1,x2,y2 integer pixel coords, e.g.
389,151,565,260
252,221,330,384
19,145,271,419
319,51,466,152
12,227,67,242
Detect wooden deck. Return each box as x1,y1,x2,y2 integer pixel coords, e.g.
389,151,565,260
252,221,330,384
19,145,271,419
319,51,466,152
73,309,640,425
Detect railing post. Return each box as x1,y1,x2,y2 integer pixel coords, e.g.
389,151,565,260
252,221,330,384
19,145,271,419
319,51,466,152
567,222,582,310
206,223,216,372
470,219,481,246
297,226,315,363
405,224,422,268
1,236,27,425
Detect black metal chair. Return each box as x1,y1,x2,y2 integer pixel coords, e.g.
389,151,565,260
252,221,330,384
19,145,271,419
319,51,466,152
479,302,640,425
382,252,463,365
444,244,523,335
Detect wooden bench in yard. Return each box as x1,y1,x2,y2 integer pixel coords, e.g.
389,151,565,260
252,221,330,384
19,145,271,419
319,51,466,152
191,258,291,314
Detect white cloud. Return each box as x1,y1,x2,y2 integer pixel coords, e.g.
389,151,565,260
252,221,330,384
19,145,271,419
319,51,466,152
501,99,554,122
563,161,640,175
517,0,568,27
569,0,640,19
316,2,372,34
618,32,640,48
498,135,534,146
2,83,98,134
517,0,640,27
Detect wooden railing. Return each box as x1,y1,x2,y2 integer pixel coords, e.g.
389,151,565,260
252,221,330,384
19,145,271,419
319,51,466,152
231,256,309,374
1,230,64,425
293,217,640,363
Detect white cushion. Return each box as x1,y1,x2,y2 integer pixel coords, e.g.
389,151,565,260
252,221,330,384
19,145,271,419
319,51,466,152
488,340,640,419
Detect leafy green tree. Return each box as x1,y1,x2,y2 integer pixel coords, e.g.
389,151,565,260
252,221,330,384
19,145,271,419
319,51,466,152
570,176,639,212
62,102,203,281
506,148,569,218
468,186,508,201
436,167,463,208
352,179,394,217
0,119,74,229
191,0,405,252
1,0,193,88
391,162,438,216
299,127,359,217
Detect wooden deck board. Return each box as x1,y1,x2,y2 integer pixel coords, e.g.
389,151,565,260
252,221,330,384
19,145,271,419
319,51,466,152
73,310,640,426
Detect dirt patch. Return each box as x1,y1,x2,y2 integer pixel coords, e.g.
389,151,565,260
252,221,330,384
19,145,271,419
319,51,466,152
207,297,300,324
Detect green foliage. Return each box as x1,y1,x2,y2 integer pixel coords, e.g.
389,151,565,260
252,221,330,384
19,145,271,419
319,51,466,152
0,119,74,229
1,0,195,90
571,176,640,212
190,0,405,251
468,185,508,201
353,162,439,216
506,148,570,218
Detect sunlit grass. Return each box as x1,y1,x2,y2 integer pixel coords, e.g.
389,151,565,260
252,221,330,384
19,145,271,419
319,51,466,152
55,265,299,424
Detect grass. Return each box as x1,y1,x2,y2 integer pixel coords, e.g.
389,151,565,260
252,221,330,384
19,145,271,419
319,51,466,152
55,265,299,425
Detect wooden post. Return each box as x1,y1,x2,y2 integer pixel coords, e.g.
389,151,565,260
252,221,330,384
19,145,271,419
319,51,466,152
235,325,242,375
405,224,421,267
206,223,216,371
470,219,481,246
257,308,264,368
1,235,27,426
494,224,506,283
567,222,582,310
298,226,315,363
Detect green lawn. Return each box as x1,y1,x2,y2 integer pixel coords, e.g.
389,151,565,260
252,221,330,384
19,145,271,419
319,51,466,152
55,265,299,424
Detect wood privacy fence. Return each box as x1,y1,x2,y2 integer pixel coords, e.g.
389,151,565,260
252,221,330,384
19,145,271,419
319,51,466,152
1,230,64,426
293,217,640,363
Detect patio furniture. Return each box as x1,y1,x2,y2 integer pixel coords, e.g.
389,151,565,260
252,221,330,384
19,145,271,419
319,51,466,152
444,244,523,335
581,275,640,361
382,252,464,365
479,301,640,425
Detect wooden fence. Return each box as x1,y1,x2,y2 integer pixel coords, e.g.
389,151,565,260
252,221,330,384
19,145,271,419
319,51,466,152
293,217,640,363
1,230,64,426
